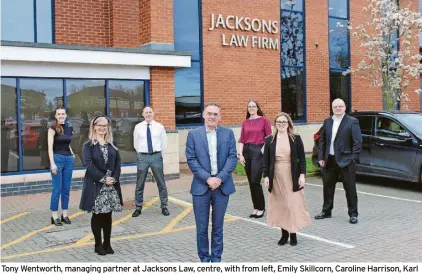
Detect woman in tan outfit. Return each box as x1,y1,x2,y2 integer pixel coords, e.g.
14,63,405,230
263,112,311,246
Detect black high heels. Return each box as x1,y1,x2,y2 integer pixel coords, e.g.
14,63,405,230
61,214,71,224
255,209,266,218
51,217,63,226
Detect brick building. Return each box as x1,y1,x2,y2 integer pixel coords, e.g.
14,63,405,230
1,0,421,194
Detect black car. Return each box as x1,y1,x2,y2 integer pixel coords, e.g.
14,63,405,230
312,111,422,183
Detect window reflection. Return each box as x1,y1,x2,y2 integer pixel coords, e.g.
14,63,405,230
280,12,304,67
36,0,53,43
109,80,145,164
20,79,63,171
67,80,106,167
328,0,348,18
281,0,303,11
329,18,349,69
330,71,350,113
1,78,19,173
174,0,200,61
1,0,34,42
175,62,201,125
282,68,305,121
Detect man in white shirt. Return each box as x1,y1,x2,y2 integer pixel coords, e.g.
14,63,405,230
132,106,169,217
316,98,362,224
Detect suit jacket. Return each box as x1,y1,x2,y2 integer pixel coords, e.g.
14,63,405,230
318,115,362,168
185,126,237,196
79,140,123,212
263,134,306,193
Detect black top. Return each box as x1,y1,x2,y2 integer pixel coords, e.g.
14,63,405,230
318,115,362,168
79,140,123,212
53,124,73,155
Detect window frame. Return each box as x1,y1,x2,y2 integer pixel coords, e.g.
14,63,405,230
281,0,307,122
1,0,55,43
328,0,351,113
174,0,204,127
1,76,150,176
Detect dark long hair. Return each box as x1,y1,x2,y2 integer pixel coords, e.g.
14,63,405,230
246,100,265,119
51,106,66,135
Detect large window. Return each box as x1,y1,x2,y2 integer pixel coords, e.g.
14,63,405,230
1,0,53,43
20,78,62,171
109,80,146,164
328,0,350,113
67,80,106,168
281,0,306,121
1,78,19,173
174,0,202,125
1,77,148,174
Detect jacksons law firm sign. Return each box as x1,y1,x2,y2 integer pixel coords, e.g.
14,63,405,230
208,13,279,50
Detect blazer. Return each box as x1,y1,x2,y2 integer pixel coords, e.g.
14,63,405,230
263,134,306,193
79,141,123,212
185,126,237,196
318,115,362,168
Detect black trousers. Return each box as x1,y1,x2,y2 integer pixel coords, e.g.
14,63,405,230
243,144,265,211
321,155,358,217
91,212,112,247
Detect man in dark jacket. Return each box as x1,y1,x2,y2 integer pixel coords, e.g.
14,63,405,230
315,98,362,224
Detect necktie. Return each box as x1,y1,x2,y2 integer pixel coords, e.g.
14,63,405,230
147,124,153,153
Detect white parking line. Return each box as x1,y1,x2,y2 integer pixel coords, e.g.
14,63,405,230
168,197,355,249
307,183,422,203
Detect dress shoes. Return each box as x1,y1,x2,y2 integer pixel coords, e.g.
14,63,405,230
51,217,63,226
95,245,107,256
103,245,114,254
132,209,142,217
162,207,170,216
61,215,71,224
255,209,265,219
290,233,298,246
278,229,289,246
349,216,358,224
249,213,257,218
314,212,332,220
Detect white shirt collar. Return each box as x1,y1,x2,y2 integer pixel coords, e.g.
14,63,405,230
142,120,156,125
332,113,345,121
205,126,217,133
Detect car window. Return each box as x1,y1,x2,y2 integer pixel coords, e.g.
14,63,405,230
356,116,373,135
375,117,407,138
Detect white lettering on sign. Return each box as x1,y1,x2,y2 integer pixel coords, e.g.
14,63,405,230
209,13,279,50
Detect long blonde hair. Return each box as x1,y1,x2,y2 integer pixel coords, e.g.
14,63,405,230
272,112,296,142
88,115,118,150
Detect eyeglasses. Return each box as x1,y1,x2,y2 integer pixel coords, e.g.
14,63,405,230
276,121,288,125
95,124,108,128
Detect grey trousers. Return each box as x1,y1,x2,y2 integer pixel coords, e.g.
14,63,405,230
135,152,168,209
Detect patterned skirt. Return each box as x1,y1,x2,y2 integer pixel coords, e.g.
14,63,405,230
92,184,122,214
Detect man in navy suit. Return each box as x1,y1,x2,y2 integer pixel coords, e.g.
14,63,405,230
185,102,237,263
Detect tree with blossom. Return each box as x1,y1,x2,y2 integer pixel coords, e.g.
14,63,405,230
345,0,422,110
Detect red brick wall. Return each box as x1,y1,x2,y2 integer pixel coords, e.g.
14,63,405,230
139,0,173,45
305,0,330,122
110,0,140,48
349,0,383,111
139,0,151,45
55,0,111,46
201,0,281,125
150,68,176,130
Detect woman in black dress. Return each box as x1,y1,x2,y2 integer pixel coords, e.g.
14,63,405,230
79,115,123,256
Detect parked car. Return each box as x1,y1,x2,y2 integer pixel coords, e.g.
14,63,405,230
312,111,422,183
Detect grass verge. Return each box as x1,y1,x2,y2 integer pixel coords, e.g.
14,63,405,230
234,157,320,176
